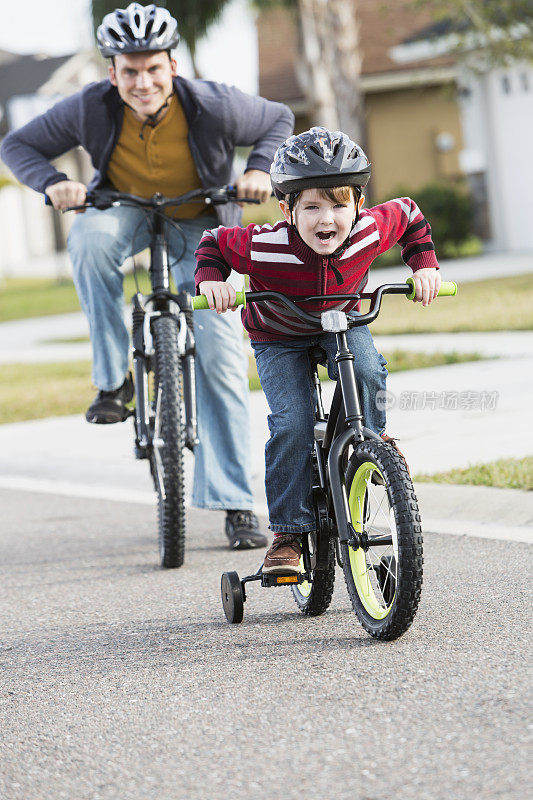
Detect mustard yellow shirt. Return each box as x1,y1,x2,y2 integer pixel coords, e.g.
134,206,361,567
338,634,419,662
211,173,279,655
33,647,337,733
107,94,207,218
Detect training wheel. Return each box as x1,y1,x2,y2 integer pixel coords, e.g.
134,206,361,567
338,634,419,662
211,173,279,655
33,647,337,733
221,571,244,623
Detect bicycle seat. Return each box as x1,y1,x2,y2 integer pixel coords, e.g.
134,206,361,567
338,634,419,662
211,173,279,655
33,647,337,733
308,345,327,369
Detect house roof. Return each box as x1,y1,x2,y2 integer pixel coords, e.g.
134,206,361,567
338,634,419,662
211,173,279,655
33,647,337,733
0,50,73,109
258,0,456,104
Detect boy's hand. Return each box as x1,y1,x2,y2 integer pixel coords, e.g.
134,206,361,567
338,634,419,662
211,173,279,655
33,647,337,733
199,281,237,313
411,268,441,306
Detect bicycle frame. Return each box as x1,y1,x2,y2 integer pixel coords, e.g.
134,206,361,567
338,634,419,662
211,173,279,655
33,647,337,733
311,329,382,551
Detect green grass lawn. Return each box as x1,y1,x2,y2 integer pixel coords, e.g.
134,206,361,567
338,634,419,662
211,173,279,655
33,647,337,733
415,456,533,491
0,271,151,322
0,361,94,424
369,273,533,334
2,272,533,332
1,350,485,425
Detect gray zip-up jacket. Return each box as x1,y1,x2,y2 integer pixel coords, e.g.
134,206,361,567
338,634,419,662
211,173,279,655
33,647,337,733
0,76,294,226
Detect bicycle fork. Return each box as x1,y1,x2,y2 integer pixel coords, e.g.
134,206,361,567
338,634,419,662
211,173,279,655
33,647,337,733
132,293,152,458
131,293,198,457
316,330,380,550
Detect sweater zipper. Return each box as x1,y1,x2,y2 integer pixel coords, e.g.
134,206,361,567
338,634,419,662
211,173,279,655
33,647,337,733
327,255,344,287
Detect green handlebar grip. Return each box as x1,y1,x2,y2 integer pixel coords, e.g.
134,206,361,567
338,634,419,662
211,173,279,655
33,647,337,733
405,276,457,300
437,281,458,297
192,295,209,309
192,290,246,310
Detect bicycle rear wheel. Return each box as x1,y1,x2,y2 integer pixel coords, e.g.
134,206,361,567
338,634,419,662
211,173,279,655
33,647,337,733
291,531,336,616
150,315,186,568
341,440,423,640
291,485,336,616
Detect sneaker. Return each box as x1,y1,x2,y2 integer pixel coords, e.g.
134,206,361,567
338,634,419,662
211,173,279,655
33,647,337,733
381,434,410,474
262,534,302,574
85,372,134,424
225,510,268,550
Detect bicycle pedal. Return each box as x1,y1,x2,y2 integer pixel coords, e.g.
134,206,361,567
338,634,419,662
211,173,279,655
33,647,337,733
261,572,308,588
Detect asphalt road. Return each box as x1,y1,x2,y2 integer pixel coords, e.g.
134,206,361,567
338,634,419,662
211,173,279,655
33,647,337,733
1,489,531,800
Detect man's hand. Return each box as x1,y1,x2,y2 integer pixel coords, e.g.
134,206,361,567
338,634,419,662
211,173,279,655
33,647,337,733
45,181,87,213
234,169,272,206
199,280,237,313
411,268,441,306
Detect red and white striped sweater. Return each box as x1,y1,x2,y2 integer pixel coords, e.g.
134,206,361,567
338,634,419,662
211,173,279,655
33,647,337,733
194,197,439,341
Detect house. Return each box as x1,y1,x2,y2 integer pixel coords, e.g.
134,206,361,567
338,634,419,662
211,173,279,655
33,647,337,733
257,1,533,251
0,50,104,276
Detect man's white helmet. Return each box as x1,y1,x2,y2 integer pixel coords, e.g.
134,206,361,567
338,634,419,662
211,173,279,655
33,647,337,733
97,3,180,58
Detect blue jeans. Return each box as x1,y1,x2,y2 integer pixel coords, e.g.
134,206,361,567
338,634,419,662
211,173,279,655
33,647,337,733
252,330,387,533
67,205,254,510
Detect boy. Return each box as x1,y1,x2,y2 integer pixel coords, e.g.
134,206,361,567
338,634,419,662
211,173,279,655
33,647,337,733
195,127,440,573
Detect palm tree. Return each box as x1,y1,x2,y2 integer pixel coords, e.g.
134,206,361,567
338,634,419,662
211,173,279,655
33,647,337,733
91,0,233,78
255,0,364,140
411,0,533,66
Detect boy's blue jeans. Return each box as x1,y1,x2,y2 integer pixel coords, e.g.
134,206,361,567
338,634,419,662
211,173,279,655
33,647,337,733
67,205,254,511
252,330,387,534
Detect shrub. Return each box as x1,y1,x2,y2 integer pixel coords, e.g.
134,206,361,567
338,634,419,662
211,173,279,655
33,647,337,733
387,182,475,253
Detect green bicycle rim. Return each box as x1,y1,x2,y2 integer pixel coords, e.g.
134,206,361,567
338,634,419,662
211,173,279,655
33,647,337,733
347,461,395,619
297,556,312,598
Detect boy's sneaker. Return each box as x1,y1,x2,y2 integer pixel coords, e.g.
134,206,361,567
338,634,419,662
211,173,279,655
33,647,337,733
225,510,268,550
86,373,134,424
381,434,410,474
262,534,302,574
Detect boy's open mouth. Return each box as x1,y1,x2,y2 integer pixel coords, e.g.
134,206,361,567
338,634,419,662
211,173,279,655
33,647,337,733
316,231,336,241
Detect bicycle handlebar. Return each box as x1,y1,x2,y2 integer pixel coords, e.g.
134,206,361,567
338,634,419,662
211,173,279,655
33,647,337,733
62,184,261,213
192,280,457,327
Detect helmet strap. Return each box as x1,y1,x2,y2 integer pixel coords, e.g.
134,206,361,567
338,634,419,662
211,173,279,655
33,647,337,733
288,192,298,227
119,90,175,140
353,188,362,227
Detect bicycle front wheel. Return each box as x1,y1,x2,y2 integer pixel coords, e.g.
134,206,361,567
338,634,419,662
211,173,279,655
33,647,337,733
150,315,186,568
341,440,423,640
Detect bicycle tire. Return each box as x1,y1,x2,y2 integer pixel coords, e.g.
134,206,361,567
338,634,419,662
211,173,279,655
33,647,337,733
150,315,186,568
342,440,423,640
291,531,336,616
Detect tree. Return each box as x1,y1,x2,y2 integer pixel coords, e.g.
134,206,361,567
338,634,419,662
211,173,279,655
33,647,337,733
411,0,533,66
254,0,364,140
91,0,232,77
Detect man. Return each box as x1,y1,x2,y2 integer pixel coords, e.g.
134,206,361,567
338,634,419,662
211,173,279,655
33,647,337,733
1,2,294,549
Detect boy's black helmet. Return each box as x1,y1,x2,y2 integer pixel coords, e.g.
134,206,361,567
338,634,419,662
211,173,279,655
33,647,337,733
97,3,180,57
270,127,371,200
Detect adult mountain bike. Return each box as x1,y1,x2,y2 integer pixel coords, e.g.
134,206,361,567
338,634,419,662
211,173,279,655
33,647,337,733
66,186,256,568
194,278,457,639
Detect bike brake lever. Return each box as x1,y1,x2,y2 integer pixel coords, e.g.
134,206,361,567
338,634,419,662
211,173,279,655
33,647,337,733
61,204,91,213
206,186,261,206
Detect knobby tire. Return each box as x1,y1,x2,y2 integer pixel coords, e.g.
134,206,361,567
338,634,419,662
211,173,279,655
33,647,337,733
151,315,186,568
291,532,336,616
342,440,423,640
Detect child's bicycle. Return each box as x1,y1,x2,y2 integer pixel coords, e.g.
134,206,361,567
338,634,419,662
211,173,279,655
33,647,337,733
193,279,457,639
